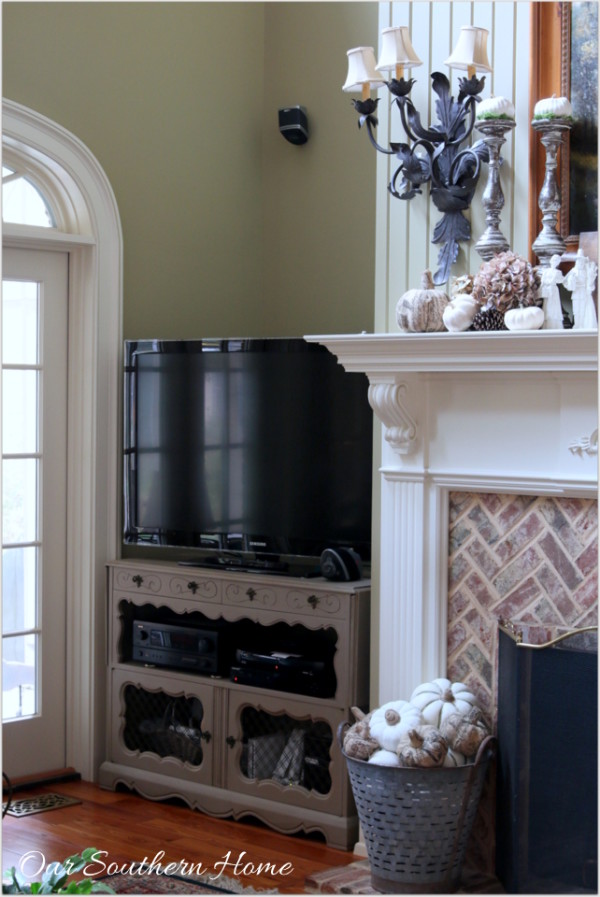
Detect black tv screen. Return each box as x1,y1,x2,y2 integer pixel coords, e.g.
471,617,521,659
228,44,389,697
124,338,373,569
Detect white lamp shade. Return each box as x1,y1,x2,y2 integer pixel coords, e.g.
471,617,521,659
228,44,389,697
376,26,423,72
342,46,385,92
444,26,492,73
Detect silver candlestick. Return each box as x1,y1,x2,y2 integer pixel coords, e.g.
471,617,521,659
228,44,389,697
531,118,572,266
474,118,516,260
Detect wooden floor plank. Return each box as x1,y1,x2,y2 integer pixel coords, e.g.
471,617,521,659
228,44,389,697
2,781,357,894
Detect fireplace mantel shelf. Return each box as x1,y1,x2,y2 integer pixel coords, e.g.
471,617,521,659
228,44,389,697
305,330,598,375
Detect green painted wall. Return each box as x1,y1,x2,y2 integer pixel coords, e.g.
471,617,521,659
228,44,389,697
262,3,379,336
3,1,378,338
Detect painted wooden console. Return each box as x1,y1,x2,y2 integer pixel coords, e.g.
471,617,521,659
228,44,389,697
98,559,370,849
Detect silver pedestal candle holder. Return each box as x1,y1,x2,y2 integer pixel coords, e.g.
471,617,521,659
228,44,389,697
474,117,516,260
531,118,572,266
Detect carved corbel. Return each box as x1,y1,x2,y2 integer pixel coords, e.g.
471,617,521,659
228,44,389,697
368,381,418,455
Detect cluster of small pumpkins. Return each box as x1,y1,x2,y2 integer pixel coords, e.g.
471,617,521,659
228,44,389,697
396,251,543,334
343,677,490,768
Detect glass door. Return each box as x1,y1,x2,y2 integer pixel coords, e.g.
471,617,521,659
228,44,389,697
2,248,68,778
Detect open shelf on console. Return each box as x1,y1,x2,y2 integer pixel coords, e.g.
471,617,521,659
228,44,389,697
116,599,338,700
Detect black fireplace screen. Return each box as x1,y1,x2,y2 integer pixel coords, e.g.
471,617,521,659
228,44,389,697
496,626,598,893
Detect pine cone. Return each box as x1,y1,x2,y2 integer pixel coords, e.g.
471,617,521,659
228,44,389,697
471,307,508,331
472,251,541,312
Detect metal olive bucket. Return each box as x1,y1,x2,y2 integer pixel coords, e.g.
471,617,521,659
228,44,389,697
339,724,496,893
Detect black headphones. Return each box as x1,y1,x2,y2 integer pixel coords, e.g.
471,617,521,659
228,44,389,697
320,548,363,582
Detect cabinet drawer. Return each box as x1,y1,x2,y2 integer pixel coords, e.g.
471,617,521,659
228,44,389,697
223,581,349,620
108,668,216,785
112,567,222,604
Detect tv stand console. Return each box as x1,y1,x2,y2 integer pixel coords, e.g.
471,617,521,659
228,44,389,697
98,559,370,849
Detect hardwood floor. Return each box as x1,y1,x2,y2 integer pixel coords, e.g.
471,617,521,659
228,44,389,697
2,780,359,894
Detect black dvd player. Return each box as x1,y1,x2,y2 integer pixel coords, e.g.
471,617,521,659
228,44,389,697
230,664,324,697
235,649,325,674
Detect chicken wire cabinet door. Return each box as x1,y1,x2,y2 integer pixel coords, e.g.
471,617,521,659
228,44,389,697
223,689,352,816
109,668,216,785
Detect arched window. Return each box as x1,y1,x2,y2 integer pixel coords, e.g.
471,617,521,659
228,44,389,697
2,165,56,227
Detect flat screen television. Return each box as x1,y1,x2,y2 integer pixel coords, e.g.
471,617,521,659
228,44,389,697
124,338,373,574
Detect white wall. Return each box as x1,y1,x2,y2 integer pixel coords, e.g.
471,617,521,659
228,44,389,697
374,1,531,332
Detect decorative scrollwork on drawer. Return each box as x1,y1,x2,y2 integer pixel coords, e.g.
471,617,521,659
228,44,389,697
168,576,219,601
285,591,342,615
224,582,277,608
114,570,162,594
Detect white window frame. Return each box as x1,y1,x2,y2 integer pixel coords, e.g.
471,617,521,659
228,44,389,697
2,98,123,780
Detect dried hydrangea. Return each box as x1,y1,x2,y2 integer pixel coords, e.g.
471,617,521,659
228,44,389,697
472,251,541,313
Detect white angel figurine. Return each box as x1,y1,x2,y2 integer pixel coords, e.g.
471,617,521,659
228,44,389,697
564,249,598,330
540,254,565,329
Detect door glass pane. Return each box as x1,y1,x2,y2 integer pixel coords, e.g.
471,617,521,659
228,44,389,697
2,634,37,719
3,369,38,454
2,546,38,633
2,280,39,365
2,458,38,545
3,276,41,723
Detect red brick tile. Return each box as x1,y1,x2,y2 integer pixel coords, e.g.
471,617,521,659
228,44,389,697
495,577,541,620
573,572,599,614
539,531,583,590
465,571,495,608
448,587,471,621
448,622,469,656
493,546,542,597
495,512,544,563
467,539,501,581
577,539,598,577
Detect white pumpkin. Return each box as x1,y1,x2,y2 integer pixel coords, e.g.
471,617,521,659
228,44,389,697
443,747,468,768
368,748,401,767
443,295,479,332
396,271,449,333
368,699,424,751
477,95,515,120
410,678,479,727
504,306,544,331
533,94,573,119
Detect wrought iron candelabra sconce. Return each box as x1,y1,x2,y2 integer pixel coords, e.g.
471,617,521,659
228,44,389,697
344,26,493,284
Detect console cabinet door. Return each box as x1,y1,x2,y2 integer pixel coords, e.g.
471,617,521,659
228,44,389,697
109,668,216,786
224,688,351,816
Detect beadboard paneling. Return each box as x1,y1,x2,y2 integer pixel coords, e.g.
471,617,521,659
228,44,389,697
374,2,531,331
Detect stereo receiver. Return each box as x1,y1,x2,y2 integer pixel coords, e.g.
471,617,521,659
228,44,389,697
133,620,221,674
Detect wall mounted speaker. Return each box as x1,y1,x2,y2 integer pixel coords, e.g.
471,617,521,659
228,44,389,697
278,106,309,145
320,548,362,582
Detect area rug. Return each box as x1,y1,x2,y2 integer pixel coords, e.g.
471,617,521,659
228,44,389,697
101,869,277,895
2,792,81,817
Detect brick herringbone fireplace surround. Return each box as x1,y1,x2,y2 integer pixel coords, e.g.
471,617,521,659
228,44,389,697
448,491,598,874
448,491,598,718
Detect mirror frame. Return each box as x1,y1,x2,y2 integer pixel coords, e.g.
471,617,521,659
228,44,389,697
529,2,597,259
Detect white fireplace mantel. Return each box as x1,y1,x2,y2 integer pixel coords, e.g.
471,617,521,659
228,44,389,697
306,331,598,704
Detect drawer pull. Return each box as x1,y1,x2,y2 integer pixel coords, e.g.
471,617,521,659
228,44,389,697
307,594,320,609
246,587,257,601
132,575,144,588
187,581,199,594
200,729,212,744
226,735,236,748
